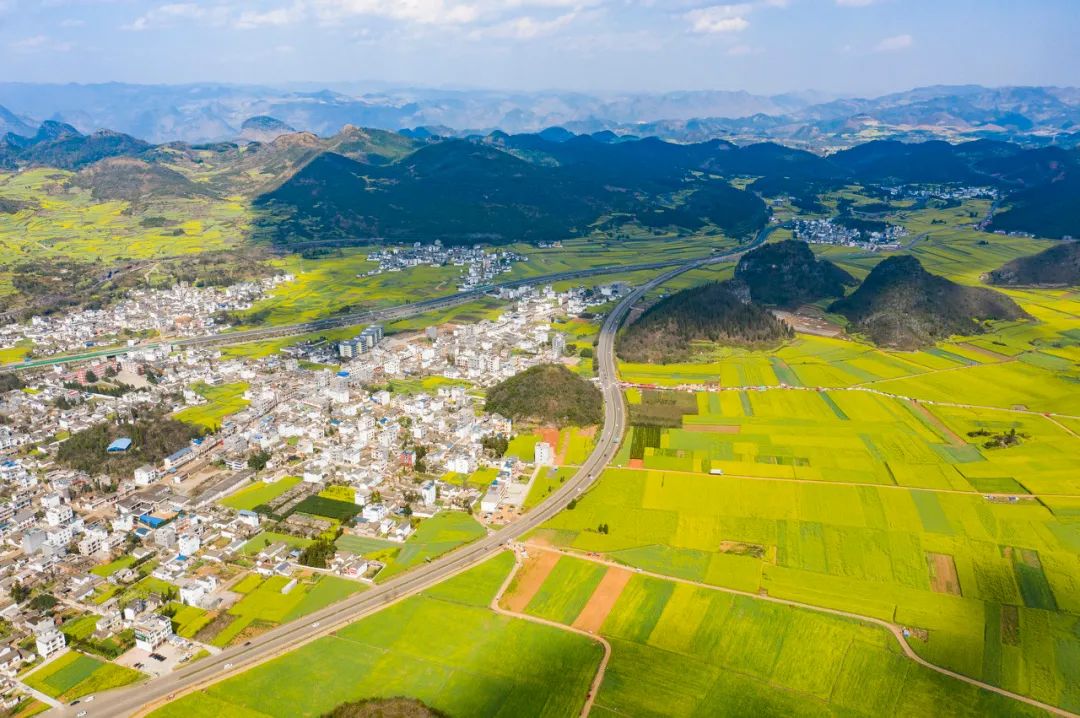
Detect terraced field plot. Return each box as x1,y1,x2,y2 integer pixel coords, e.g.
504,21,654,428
515,554,1046,717
150,554,602,718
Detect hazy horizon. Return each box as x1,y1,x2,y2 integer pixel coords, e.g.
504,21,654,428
1,1,1078,96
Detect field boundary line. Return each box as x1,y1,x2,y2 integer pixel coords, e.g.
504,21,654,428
603,464,1080,500
491,550,611,718
618,381,1080,421
523,542,1079,718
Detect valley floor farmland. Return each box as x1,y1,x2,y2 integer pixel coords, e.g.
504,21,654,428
504,551,1050,717
148,554,602,718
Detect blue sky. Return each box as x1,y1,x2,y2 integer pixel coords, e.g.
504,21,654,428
0,0,1077,94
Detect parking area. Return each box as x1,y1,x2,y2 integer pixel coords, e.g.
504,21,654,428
115,637,203,678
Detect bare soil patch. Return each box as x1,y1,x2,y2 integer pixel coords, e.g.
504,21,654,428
719,541,766,558
926,552,962,595
538,426,562,465
955,342,1012,362
1001,604,1020,646
503,551,561,613
771,308,844,338
572,567,634,634
909,400,966,447
684,424,741,434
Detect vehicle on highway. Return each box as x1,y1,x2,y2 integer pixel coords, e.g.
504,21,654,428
223,663,233,670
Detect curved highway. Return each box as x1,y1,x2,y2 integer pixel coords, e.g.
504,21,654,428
52,231,777,717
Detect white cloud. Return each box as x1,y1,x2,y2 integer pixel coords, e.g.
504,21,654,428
309,0,482,26
470,8,581,39
235,4,305,29
836,0,876,5
874,32,911,52
9,34,73,52
124,3,216,31
686,4,752,34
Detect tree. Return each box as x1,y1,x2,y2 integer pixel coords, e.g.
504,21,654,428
578,346,594,359
10,582,29,604
247,451,270,471
84,369,99,384
29,593,57,612
299,539,337,569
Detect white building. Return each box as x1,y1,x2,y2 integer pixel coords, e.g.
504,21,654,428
134,615,173,652
534,441,555,466
177,533,200,557
33,620,66,658
480,482,508,513
179,576,217,607
421,480,437,507
134,465,160,486
45,504,73,527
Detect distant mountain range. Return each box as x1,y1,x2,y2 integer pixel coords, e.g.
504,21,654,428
2,114,1079,244
1,83,1079,149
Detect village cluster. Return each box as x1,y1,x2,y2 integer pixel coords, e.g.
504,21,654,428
0,280,621,706
792,217,908,249
0,275,293,359
360,242,526,291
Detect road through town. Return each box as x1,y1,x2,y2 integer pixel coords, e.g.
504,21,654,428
60,255,708,717
51,229,778,717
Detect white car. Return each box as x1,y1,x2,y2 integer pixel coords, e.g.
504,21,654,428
223,663,233,670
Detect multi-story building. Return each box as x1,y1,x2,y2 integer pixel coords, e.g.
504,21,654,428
33,620,66,658
134,615,173,652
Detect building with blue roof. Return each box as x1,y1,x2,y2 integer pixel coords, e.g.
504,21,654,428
107,438,132,453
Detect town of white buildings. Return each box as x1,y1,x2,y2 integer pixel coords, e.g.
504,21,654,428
0,278,622,707
0,275,293,359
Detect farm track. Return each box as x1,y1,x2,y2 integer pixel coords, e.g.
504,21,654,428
69,225,787,717
490,551,611,718
523,543,1080,718
608,464,1080,499
621,380,1080,422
